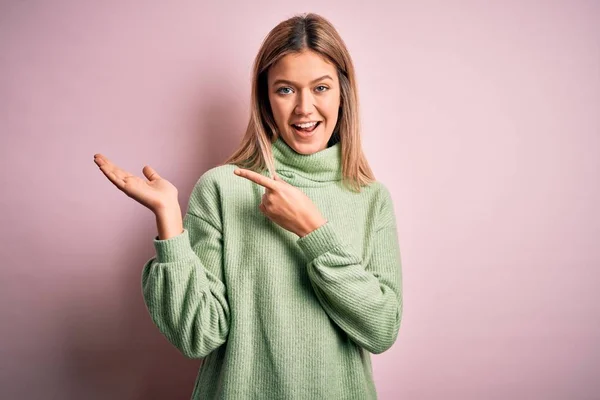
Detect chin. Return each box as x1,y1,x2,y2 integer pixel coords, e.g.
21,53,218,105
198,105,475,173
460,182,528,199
286,138,327,155
287,135,328,154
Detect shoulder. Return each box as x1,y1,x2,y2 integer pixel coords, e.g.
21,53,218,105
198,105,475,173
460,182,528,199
358,180,394,209
194,164,238,188
368,180,393,202
364,180,397,230
186,164,238,220
190,163,241,198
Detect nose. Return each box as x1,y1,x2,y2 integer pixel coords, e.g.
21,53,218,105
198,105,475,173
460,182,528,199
294,89,315,116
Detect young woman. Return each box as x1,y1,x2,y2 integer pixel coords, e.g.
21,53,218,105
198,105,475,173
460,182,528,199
94,13,402,400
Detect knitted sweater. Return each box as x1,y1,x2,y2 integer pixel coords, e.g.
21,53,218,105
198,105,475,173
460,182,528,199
141,137,403,400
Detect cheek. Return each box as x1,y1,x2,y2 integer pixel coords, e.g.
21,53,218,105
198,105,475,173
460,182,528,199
321,98,340,120
318,94,340,116
269,97,292,121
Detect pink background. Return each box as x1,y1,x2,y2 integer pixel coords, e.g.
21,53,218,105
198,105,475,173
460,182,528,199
1,1,599,399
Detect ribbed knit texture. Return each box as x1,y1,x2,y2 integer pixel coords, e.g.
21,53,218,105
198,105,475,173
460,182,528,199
141,137,403,400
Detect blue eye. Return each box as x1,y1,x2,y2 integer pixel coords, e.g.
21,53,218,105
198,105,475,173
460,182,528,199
277,87,293,95
315,85,329,92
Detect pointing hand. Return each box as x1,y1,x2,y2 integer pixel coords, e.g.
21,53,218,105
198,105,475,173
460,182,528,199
234,168,326,237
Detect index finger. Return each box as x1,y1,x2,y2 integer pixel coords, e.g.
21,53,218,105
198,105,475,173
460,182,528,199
234,168,277,190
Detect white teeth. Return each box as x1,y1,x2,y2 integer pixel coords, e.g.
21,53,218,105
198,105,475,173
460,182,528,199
295,121,318,128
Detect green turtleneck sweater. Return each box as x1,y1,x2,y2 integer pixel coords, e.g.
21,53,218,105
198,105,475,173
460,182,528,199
141,137,403,400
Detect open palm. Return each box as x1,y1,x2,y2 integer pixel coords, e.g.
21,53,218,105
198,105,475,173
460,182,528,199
94,153,178,213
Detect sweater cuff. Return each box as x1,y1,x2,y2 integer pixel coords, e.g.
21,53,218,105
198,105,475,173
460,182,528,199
297,221,344,261
153,229,196,264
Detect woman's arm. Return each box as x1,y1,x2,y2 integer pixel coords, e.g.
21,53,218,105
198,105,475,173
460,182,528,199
297,186,403,354
141,174,230,359
154,205,184,240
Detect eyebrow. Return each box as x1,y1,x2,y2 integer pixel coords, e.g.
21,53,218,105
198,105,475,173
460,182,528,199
271,74,334,87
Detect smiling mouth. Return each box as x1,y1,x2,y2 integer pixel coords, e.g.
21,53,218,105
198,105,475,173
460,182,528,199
291,121,321,135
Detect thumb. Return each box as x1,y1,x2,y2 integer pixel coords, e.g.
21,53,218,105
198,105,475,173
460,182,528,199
142,165,161,181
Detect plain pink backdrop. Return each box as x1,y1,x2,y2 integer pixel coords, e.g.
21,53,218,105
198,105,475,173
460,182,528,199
1,1,599,399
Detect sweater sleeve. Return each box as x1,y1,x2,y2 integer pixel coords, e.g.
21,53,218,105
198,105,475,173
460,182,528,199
141,173,230,359
296,186,403,354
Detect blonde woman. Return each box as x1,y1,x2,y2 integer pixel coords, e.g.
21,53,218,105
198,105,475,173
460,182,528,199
94,13,402,400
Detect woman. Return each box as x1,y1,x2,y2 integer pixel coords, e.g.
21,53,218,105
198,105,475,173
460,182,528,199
94,12,402,400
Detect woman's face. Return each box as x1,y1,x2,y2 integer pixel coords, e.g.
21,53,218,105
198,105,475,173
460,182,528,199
267,50,341,154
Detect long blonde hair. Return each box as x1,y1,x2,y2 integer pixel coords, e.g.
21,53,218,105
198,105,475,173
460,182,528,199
222,13,375,192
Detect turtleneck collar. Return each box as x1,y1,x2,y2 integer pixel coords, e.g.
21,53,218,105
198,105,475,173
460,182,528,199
271,136,342,186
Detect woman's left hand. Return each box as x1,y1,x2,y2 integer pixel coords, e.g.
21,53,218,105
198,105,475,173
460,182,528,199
234,168,327,237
